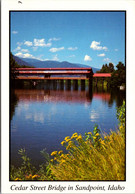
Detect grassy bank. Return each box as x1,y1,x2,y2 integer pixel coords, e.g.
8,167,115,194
10,101,125,181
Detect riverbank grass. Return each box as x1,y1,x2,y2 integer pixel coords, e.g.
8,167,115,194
50,129,125,180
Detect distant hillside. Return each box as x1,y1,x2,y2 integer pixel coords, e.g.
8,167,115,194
13,55,99,73
13,55,34,67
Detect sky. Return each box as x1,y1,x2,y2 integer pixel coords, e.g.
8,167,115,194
10,11,125,69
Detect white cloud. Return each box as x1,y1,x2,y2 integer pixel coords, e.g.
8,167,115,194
21,49,29,52
68,47,78,51
17,42,23,46
14,47,29,53
16,46,21,50
15,52,34,58
49,47,64,53
115,49,118,51
34,39,44,46
34,38,51,47
49,37,61,42
103,58,111,62
13,46,21,52
23,39,52,47
24,41,33,46
84,55,92,61
12,31,18,34
97,53,105,57
102,46,108,51
90,41,108,51
15,52,45,61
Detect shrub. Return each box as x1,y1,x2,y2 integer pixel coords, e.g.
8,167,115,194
116,100,125,137
10,149,37,181
49,128,125,180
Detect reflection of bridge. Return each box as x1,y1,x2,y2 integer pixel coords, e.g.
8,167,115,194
13,68,111,80
14,89,111,103
14,89,92,103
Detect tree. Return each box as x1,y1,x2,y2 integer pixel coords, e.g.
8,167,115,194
110,62,125,87
97,62,125,87
109,63,114,73
10,52,20,79
97,63,114,73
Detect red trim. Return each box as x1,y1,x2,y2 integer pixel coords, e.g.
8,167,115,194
13,67,92,71
93,73,111,77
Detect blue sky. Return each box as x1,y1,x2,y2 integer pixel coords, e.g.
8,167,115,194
10,11,125,69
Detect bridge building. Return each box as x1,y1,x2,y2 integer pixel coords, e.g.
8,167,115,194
12,68,111,80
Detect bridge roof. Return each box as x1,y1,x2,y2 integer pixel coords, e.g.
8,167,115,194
14,67,92,71
93,73,111,77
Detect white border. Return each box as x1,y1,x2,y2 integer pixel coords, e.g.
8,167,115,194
1,0,135,193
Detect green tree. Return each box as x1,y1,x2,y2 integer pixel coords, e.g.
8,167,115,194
97,63,114,73
10,52,20,79
110,62,125,87
109,63,114,72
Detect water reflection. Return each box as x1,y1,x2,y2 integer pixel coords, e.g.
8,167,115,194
10,90,19,120
10,80,125,168
13,89,93,103
10,80,125,124
12,87,124,107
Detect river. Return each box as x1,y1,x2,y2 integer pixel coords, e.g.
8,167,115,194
10,80,125,168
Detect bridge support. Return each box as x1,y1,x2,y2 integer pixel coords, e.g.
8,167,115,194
81,80,85,90
59,80,64,90
73,80,78,90
89,77,93,87
65,80,71,90
45,80,50,90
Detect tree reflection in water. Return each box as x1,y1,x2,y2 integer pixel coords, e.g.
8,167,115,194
10,90,19,120
10,80,125,109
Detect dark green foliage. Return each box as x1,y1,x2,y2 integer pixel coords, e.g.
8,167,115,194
18,149,36,174
10,91,19,120
116,101,125,137
109,63,115,73
92,125,101,148
10,148,55,180
85,125,101,148
96,62,125,87
40,148,50,162
10,52,20,79
111,62,126,87
10,149,36,180
10,52,20,68
97,63,115,73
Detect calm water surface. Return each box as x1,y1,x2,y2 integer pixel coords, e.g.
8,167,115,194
10,80,125,167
